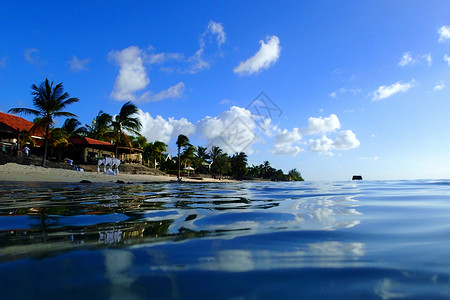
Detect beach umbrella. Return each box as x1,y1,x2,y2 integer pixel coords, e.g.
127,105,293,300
184,166,195,176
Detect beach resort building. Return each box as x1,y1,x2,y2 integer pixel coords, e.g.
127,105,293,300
0,112,43,153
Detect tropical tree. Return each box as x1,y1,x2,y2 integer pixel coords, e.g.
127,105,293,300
62,118,87,138
132,135,148,149
8,78,79,166
110,101,142,158
288,168,304,181
230,152,248,180
211,153,231,179
181,145,196,167
176,134,190,178
86,110,112,141
209,146,223,161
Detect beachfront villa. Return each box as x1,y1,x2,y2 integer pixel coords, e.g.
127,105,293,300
59,137,143,164
0,112,143,165
0,112,43,153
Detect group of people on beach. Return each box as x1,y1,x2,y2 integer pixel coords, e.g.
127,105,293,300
12,142,30,157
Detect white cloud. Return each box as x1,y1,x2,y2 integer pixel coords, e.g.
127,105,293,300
69,55,90,72
371,80,416,101
109,46,149,101
272,128,303,156
184,20,226,74
309,130,360,155
309,136,334,155
444,54,450,65
329,87,362,98
147,52,184,64
233,35,281,76
433,82,445,91
398,52,432,67
424,54,432,66
138,110,195,144
139,82,185,102
398,51,413,66
333,130,360,150
438,25,450,42
24,49,41,65
305,114,340,135
196,106,258,154
207,21,226,46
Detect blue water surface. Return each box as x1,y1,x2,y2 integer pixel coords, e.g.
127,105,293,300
0,180,449,299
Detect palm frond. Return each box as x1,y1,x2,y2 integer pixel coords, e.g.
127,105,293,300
8,107,40,116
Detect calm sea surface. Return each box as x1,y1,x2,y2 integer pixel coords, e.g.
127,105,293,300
0,180,449,299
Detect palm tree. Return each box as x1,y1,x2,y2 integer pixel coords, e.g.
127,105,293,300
8,78,79,166
153,141,167,163
209,145,223,161
230,152,248,180
110,101,142,158
86,110,112,141
176,134,190,178
62,118,87,138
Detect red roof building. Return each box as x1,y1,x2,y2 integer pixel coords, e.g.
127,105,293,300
0,112,44,139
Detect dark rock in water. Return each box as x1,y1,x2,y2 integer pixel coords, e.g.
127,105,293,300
116,180,125,184
352,175,363,180
79,180,92,184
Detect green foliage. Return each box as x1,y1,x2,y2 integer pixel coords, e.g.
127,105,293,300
288,168,304,181
8,78,79,166
211,153,231,179
111,101,142,157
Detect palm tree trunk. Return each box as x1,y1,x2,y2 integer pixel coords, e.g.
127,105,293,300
41,124,50,167
177,146,181,178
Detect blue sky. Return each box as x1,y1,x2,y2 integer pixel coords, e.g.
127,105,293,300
1,1,449,180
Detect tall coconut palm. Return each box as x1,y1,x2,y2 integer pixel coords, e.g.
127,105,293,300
86,110,112,141
176,134,190,178
8,78,79,166
230,152,248,180
62,118,87,138
110,101,142,158
209,145,223,161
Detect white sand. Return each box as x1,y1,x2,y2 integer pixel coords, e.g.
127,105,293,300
0,163,233,184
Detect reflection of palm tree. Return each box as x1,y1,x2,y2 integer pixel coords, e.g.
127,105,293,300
8,78,79,166
111,101,142,158
176,134,190,178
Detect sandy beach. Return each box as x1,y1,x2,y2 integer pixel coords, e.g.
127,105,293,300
0,163,233,184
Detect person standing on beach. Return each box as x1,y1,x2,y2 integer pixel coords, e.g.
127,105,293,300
23,146,30,156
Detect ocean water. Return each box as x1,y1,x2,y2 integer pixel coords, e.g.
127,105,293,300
0,180,449,299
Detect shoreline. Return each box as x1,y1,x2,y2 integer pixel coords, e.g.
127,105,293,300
0,163,237,184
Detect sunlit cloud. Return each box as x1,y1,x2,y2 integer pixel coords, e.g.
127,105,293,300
305,114,340,135
272,128,303,156
234,35,281,76
109,46,149,101
398,52,432,67
139,82,185,103
138,109,195,144
433,81,445,91
438,25,450,42
371,80,416,101
444,54,450,65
